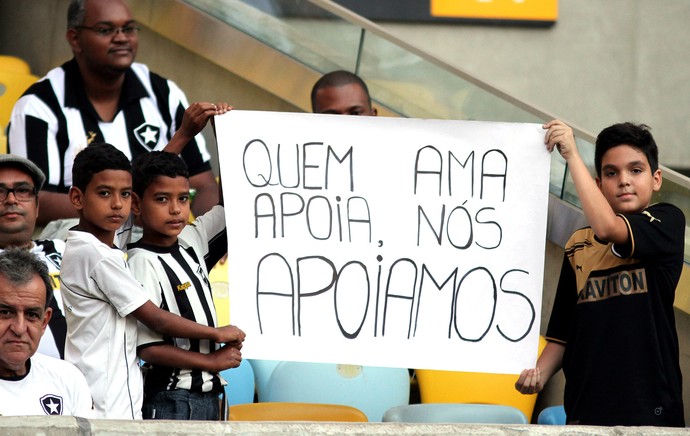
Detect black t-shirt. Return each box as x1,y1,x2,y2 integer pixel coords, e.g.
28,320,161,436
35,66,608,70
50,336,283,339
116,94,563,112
546,203,685,426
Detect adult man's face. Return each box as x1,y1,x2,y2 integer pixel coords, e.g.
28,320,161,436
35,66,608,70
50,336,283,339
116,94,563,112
68,0,139,77
0,273,51,377
313,83,377,116
0,167,39,249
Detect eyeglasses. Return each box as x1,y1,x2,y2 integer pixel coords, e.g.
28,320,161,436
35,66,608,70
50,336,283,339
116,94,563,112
0,186,37,202
76,24,140,37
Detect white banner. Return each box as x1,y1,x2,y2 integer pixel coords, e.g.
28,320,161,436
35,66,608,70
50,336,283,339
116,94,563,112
215,110,550,374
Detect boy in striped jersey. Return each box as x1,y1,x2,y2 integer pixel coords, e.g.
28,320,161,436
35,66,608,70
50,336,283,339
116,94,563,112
128,150,240,420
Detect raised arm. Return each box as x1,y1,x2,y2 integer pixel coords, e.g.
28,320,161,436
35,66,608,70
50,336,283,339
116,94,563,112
163,102,230,155
543,120,629,244
163,101,230,216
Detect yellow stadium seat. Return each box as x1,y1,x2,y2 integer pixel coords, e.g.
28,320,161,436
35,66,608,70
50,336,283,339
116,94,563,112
0,124,6,155
0,55,31,74
228,402,368,422
209,260,230,325
414,336,547,422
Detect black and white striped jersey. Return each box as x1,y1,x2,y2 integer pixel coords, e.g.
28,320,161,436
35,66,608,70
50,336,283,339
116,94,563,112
8,58,211,193
128,205,227,395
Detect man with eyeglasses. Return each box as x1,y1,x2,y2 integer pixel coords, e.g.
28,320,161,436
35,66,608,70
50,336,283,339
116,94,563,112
7,0,219,242
0,154,67,360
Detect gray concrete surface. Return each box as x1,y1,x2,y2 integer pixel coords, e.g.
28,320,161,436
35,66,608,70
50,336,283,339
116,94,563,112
2,416,690,436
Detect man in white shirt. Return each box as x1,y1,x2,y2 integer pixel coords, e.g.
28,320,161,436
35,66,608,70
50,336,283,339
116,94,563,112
0,248,92,417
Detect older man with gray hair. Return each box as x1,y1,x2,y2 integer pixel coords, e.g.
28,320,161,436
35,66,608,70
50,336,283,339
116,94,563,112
0,248,92,416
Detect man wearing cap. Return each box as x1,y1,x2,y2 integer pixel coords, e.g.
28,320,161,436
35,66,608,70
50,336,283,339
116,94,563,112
0,154,67,359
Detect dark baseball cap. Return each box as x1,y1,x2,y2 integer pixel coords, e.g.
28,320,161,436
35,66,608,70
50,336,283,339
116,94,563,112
0,154,46,190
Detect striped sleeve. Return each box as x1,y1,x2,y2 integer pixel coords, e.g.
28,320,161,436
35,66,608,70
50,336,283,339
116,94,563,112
187,205,227,270
8,79,72,192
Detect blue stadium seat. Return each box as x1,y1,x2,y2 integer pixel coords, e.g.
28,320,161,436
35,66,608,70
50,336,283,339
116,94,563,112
247,359,282,402
219,358,255,405
383,403,529,424
537,405,566,425
264,361,410,422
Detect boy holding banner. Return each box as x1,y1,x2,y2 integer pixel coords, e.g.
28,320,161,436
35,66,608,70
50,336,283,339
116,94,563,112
515,120,685,426
127,149,242,420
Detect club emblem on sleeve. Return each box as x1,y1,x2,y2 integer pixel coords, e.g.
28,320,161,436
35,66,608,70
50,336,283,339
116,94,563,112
134,123,161,150
40,394,64,415
642,211,661,223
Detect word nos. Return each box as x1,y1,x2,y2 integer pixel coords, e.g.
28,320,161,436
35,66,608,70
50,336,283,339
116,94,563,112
414,146,508,249
253,253,536,343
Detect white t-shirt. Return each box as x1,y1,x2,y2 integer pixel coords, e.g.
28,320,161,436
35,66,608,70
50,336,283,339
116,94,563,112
0,353,93,417
60,229,149,419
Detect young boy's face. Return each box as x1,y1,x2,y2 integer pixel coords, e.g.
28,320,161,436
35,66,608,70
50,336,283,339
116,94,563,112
72,169,132,242
135,175,190,246
596,144,662,214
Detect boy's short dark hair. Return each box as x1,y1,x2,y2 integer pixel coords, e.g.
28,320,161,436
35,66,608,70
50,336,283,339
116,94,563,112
310,70,372,111
132,151,189,197
72,143,131,192
594,122,659,178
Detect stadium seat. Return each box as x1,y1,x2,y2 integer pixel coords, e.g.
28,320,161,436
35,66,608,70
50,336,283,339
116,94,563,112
248,358,282,402
219,358,255,406
209,260,230,326
0,71,39,142
0,55,31,74
383,403,528,424
537,405,566,425
228,402,368,422
414,336,547,422
264,361,410,422
0,124,6,155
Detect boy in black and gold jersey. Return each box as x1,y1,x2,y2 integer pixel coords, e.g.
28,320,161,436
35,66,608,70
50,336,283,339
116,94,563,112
515,120,684,426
